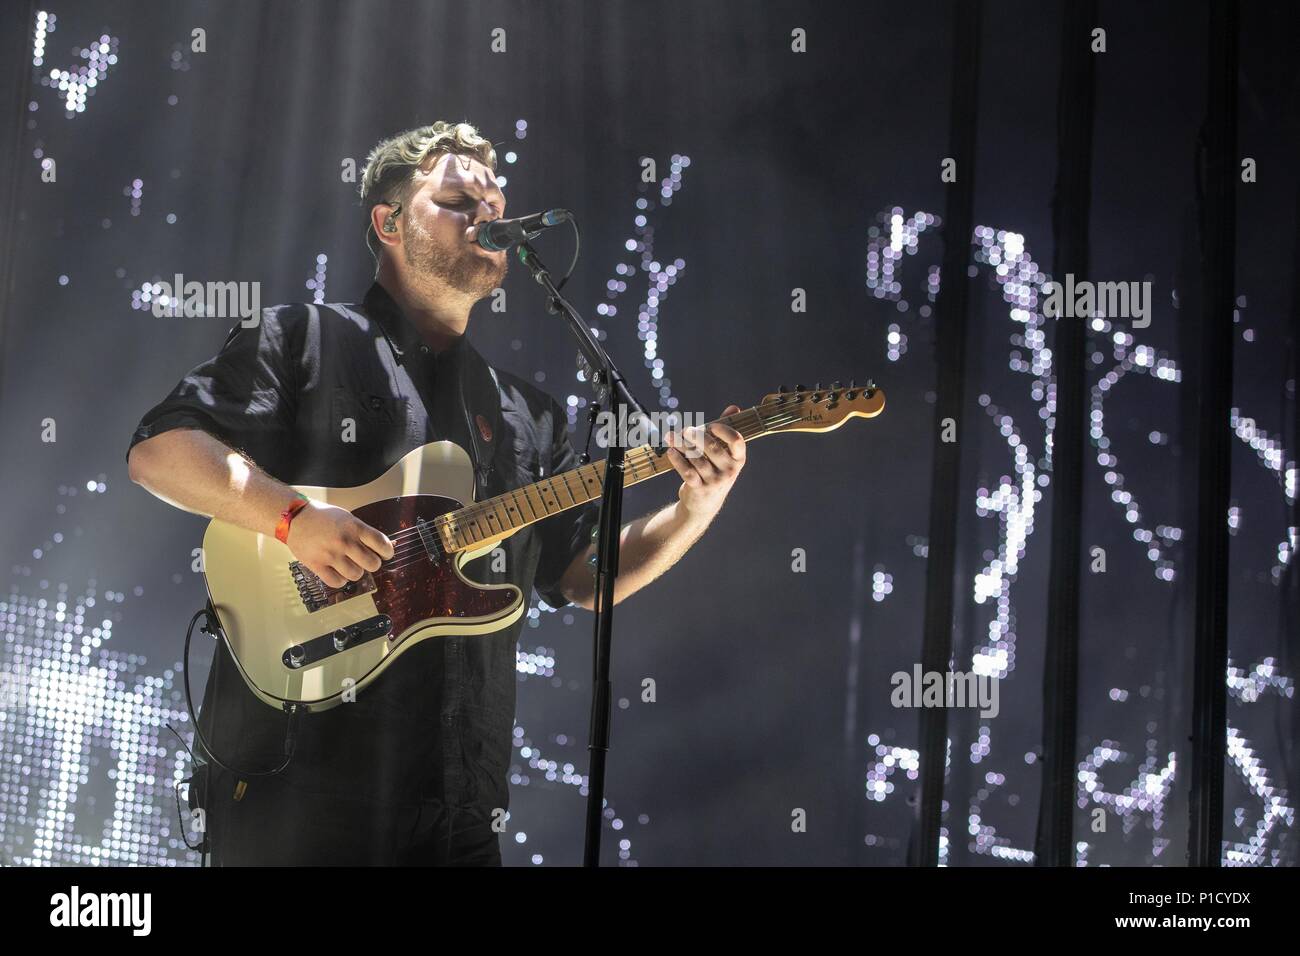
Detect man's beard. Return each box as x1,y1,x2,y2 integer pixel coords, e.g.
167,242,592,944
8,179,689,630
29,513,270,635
403,219,507,297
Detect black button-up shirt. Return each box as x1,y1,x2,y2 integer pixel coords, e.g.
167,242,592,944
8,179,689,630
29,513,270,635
128,281,599,820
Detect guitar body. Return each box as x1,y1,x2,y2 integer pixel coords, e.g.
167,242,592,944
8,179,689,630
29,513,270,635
199,382,885,713
201,441,523,713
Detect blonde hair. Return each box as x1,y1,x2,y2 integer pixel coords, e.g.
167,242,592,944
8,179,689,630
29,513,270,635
359,121,498,254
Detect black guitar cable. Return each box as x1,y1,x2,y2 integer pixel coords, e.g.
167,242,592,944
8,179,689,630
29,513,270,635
163,724,203,852
182,604,303,777
171,604,304,864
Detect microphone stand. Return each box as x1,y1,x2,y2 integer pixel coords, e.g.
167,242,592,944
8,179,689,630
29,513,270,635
515,238,650,868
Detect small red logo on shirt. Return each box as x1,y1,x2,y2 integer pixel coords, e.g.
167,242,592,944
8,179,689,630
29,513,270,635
475,414,493,443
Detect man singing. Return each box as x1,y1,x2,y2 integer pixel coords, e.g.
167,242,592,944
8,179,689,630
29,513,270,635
126,121,746,865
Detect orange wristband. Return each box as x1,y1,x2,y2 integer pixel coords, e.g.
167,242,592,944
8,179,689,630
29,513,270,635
275,493,310,544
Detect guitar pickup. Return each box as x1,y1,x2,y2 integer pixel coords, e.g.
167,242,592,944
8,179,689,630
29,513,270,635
416,517,442,559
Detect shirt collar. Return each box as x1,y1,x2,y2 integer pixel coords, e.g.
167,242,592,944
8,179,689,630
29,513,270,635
363,280,470,366
362,280,505,482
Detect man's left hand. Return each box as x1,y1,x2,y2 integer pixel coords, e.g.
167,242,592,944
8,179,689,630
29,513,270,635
664,404,747,521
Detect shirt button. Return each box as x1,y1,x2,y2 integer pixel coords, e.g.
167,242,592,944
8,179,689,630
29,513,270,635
368,396,383,410
420,345,430,355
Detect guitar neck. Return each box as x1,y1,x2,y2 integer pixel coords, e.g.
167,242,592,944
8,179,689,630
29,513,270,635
435,406,772,554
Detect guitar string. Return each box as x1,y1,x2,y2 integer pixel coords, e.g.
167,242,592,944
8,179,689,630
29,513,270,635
382,398,830,548
323,402,801,557
295,399,858,591
318,412,814,582
370,406,804,560
365,388,867,548
298,409,813,588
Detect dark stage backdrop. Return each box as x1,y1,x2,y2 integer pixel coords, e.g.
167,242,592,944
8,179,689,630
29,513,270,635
0,0,1295,866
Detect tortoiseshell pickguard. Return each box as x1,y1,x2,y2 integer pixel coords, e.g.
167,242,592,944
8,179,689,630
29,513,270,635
349,494,519,641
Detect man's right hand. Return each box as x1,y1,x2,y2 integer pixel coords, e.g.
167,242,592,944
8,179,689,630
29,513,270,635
127,430,398,586
286,500,396,588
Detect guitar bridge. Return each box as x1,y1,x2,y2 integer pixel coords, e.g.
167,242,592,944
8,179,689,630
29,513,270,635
290,561,374,612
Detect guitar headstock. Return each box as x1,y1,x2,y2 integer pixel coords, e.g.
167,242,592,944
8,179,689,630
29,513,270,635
756,380,885,435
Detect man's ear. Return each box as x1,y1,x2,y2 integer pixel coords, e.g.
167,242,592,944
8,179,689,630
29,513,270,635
371,202,401,245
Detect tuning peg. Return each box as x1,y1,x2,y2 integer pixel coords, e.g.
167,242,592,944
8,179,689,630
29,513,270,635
830,380,841,389
795,383,805,392
814,381,822,390
778,385,789,393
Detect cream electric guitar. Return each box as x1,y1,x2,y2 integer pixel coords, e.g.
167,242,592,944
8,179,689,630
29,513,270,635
201,382,885,712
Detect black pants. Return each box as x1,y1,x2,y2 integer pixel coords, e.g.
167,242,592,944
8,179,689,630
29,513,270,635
191,763,501,866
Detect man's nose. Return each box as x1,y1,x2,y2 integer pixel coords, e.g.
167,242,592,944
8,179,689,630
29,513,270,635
471,200,500,225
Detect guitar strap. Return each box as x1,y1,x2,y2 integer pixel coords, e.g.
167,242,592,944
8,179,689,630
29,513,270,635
457,348,504,498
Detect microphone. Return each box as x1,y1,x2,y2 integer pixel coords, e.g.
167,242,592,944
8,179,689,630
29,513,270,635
474,208,571,252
